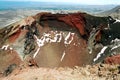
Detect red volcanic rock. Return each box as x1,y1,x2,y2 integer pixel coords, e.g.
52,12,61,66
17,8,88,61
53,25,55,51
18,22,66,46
9,28,28,43
0,11,120,73
58,13,87,36
104,54,120,65
9,29,21,43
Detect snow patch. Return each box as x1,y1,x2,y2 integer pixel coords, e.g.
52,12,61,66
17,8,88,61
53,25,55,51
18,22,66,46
33,48,40,58
111,44,120,50
111,38,120,43
34,31,63,47
61,51,66,61
114,19,120,23
10,47,13,50
33,31,63,58
64,32,75,44
93,46,108,62
89,49,92,54
34,35,46,47
0,45,13,51
1,45,9,50
33,31,75,58
111,38,120,50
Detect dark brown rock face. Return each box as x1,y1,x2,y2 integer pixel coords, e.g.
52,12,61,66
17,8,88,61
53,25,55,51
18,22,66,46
0,12,120,71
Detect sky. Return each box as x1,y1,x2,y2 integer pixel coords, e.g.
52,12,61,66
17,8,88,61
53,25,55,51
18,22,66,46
2,0,120,5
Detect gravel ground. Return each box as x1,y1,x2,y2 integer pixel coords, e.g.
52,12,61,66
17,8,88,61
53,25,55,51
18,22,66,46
0,64,120,80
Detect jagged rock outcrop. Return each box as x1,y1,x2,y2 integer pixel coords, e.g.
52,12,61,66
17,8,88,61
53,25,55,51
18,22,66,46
0,12,120,74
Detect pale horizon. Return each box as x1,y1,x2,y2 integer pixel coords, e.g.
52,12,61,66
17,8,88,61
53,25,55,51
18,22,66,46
1,0,120,5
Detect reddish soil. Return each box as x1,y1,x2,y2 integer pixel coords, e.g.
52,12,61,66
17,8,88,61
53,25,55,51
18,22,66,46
105,54,120,65
0,12,120,80
0,49,22,73
58,13,86,36
9,29,21,43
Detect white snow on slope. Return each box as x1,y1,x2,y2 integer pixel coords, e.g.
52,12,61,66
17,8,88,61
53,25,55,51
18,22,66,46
33,31,75,58
61,51,66,62
111,38,120,50
64,32,75,44
93,46,108,62
114,19,120,23
33,31,63,58
1,45,9,50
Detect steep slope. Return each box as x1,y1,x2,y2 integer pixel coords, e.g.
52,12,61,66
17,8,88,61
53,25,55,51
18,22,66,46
97,5,120,19
0,12,120,76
